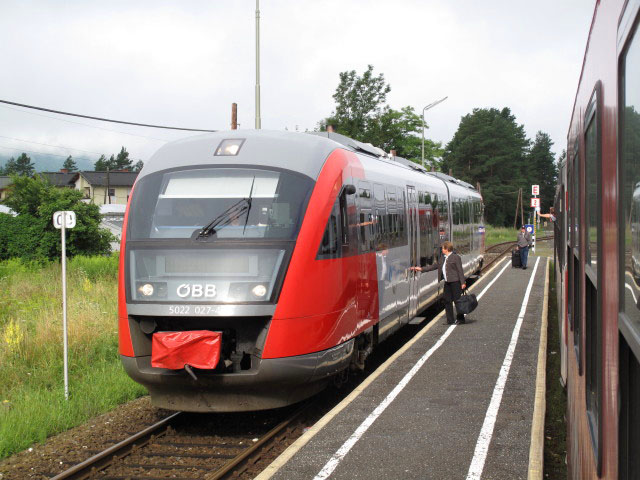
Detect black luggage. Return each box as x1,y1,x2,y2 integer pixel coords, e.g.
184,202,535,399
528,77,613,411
455,291,478,315
512,248,521,268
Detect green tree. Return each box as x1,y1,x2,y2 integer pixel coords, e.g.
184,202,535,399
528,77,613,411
1,175,113,260
114,147,132,170
94,154,116,171
94,154,108,171
12,153,35,176
367,106,444,163
324,65,390,139
442,107,530,226
0,157,18,175
133,160,144,172
320,65,442,166
527,131,558,213
62,155,78,172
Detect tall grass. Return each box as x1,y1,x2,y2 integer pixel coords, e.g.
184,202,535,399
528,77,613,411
484,225,519,246
484,224,554,248
0,254,145,458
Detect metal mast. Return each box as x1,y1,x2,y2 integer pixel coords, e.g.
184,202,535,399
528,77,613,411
255,0,261,129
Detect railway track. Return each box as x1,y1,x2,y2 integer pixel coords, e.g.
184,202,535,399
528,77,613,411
51,404,309,480
480,235,552,274
50,236,553,480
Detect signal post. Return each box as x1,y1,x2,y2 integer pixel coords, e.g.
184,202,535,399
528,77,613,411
531,185,540,253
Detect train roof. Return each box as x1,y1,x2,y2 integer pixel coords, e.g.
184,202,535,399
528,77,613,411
139,130,337,180
139,130,478,194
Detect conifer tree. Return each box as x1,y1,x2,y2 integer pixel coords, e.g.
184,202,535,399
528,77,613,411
62,155,78,172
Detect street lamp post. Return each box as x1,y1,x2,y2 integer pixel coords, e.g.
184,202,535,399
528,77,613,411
255,0,261,129
421,96,448,167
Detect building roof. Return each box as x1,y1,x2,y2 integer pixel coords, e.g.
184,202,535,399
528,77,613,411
37,172,79,187
0,176,12,189
79,171,138,187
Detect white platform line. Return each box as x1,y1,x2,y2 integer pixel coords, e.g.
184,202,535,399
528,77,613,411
313,259,512,480
466,256,542,480
625,283,637,304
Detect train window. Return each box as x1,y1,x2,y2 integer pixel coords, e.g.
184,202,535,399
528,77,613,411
374,183,385,204
572,156,580,252
620,14,640,346
619,334,640,479
619,21,640,478
317,197,340,259
583,87,602,465
569,149,582,374
620,13,640,479
128,167,313,241
397,187,407,248
439,196,449,242
358,186,372,202
386,188,396,206
585,110,599,274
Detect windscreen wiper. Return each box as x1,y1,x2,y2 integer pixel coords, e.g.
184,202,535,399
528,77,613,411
242,176,256,235
196,199,249,239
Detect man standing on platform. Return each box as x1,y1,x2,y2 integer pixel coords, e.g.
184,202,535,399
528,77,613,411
516,225,533,270
411,241,466,325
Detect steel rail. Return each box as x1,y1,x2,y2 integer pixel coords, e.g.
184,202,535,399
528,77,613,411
50,412,181,480
206,403,310,480
481,235,553,273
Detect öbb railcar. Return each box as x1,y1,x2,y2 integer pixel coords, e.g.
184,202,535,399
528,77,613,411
118,130,484,412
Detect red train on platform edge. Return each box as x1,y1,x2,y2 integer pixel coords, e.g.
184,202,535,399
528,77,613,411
554,0,640,478
117,130,484,413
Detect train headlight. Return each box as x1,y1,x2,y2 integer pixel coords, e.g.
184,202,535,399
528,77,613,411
138,283,154,297
251,284,267,298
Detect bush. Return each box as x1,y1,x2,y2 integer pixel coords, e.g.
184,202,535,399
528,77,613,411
69,254,119,282
0,176,114,260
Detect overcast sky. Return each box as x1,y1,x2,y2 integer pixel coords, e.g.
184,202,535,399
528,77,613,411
0,0,595,166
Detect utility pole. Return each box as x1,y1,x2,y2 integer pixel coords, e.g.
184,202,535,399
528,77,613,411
520,188,525,229
107,168,111,204
255,0,261,129
514,188,522,230
231,103,238,130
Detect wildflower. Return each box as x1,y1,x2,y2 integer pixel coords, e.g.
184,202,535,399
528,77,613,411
3,320,24,354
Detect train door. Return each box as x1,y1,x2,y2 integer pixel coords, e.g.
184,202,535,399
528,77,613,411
356,181,376,324
407,185,419,319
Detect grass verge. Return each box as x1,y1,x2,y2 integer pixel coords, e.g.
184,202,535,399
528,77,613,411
0,255,145,458
484,225,518,246
544,265,567,478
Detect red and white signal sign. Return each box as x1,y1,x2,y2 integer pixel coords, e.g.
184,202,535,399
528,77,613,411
532,185,540,196
531,197,540,208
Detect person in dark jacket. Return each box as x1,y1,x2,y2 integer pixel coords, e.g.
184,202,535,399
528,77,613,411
516,225,533,270
411,241,466,325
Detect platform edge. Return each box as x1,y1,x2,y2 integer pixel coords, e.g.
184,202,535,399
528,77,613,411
254,258,509,480
527,258,550,480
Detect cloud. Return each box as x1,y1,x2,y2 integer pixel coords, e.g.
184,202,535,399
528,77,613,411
0,0,594,163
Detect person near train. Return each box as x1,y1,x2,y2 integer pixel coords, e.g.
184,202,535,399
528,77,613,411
516,225,533,270
410,241,466,325
537,207,556,222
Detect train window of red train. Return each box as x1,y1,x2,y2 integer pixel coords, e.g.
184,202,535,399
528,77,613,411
569,150,582,374
584,87,602,466
584,110,599,274
618,6,640,477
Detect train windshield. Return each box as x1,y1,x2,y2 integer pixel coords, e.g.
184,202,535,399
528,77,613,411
128,167,313,240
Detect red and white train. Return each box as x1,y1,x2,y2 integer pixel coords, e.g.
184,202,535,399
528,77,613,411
118,130,484,412
554,0,640,478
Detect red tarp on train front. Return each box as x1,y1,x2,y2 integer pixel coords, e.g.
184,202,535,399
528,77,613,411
151,330,221,370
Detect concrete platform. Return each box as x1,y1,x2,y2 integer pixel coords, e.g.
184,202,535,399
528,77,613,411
257,256,549,480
